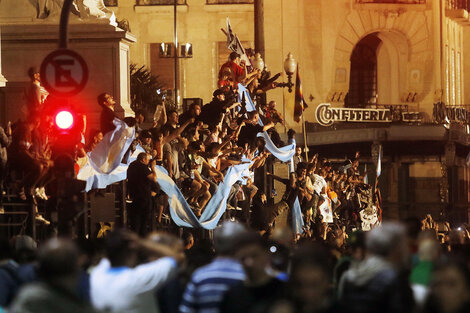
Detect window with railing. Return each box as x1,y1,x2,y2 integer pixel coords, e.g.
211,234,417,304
136,0,186,5
356,0,425,3
206,0,254,4
104,0,118,6
446,0,470,10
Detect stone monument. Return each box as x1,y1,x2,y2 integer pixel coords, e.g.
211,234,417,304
0,0,136,128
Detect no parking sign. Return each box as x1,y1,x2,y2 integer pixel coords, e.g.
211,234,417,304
40,49,88,97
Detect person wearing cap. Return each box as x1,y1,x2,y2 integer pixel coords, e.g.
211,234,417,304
199,89,239,129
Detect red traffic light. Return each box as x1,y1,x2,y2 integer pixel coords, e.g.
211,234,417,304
55,110,74,130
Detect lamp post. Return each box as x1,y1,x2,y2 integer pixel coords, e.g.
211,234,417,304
277,53,296,93
251,53,265,72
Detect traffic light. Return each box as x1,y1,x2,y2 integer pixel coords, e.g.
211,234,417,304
55,110,74,130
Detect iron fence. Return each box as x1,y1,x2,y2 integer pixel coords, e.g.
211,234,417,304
356,0,426,3
206,0,253,4
135,0,186,5
446,0,470,10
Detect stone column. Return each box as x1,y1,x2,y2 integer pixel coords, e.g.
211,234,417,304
0,27,7,88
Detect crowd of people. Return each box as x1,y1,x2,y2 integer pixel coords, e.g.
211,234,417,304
1,221,470,313
2,48,470,313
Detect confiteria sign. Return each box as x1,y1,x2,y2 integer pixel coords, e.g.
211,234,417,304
315,103,392,126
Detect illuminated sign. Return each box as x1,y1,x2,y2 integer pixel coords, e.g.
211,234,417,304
315,103,392,126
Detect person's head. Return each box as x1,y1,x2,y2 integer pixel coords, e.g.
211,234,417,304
105,229,139,267
213,89,225,102
289,243,333,310
182,231,195,250
428,259,470,313
366,222,409,268
247,111,259,124
37,238,80,287
295,146,302,156
137,152,150,165
287,128,296,140
347,230,366,262
229,52,240,63
296,162,307,179
154,130,164,142
89,129,103,144
97,93,116,108
267,100,276,110
213,221,249,256
135,110,145,125
306,163,315,175
140,130,152,145
189,103,201,117
27,66,40,82
234,231,270,284
167,110,179,125
208,142,220,156
11,235,37,264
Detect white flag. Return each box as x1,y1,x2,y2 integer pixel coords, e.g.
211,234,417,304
364,163,368,184
226,17,251,66
376,146,382,178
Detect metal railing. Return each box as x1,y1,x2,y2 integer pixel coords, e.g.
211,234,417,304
446,0,470,10
104,0,118,6
356,0,426,3
206,0,254,4
135,0,186,5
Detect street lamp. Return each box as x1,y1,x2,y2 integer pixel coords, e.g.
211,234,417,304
277,52,296,93
251,53,265,72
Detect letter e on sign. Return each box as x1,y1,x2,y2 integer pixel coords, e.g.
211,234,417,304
40,49,88,97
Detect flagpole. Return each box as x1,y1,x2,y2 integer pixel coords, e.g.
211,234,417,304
302,112,308,162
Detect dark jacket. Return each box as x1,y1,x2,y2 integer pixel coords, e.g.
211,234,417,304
338,257,414,313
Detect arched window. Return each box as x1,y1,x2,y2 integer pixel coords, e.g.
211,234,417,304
346,33,382,108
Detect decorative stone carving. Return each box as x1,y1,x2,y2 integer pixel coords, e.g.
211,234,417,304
35,0,116,24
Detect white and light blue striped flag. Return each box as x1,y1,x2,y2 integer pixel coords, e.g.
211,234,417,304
77,118,136,191
238,84,296,163
292,196,304,235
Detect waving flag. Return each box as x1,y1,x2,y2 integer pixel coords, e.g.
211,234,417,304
294,64,308,123
77,118,136,191
364,163,368,184
225,17,251,66
238,84,296,162
292,196,304,235
376,145,382,178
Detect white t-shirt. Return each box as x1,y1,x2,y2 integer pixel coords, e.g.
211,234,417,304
311,174,327,195
90,257,177,313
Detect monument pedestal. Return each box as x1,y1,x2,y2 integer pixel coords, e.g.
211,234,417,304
0,20,136,129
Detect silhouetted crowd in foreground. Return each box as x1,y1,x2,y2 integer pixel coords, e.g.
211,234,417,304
2,221,470,313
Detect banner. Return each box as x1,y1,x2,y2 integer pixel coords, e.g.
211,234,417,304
77,118,136,191
226,17,251,66
155,159,252,229
238,83,296,162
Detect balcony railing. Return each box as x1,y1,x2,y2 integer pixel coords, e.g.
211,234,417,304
104,0,118,6
446,0,470,10
136,0,186,5
206,0,254,4
356,0,425,3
